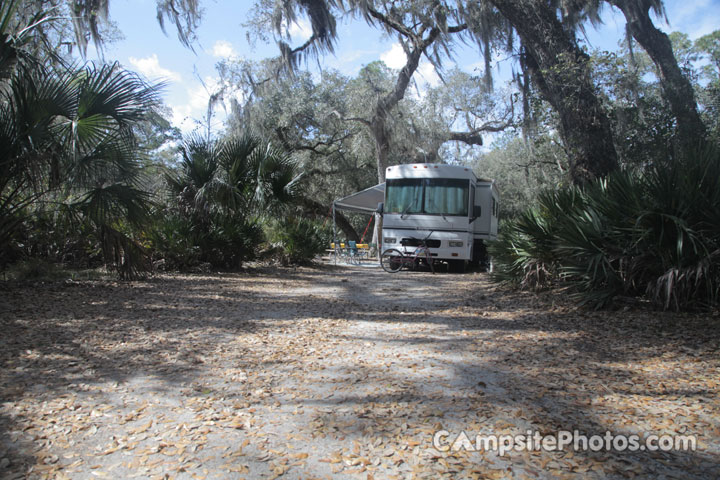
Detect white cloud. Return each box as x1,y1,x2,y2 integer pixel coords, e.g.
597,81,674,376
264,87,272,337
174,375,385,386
289,17,313,41
211,40,237,59
168,76,244,134
170,79,215,133
417,61,441,89
128,54,181,82
407,62,441,100
381,43,407,69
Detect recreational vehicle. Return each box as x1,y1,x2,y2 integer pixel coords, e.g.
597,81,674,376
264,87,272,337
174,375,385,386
380,163,498,272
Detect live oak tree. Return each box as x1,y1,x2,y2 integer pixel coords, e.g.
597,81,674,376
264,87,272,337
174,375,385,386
52,0,708,183
251,0,501,182
470,134,567,219
482,0,619,184
218,60,375,241
257,0,618,184
219,54,516,240
350,1,472,182
261,0,711,186
606,0,706,152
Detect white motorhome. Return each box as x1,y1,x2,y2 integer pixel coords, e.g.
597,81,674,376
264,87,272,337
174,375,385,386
381,163,498,272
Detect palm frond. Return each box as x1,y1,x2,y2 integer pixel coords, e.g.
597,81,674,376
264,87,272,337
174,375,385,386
74,183,152,228
99,224,149,280
491,145,720,311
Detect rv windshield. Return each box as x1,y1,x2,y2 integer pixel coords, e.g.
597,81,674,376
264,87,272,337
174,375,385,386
385,178,469,216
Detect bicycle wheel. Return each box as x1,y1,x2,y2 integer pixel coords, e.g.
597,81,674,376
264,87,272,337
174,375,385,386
380,249,404,273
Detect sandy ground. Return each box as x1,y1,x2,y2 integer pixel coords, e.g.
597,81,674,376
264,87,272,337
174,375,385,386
1,263,719,479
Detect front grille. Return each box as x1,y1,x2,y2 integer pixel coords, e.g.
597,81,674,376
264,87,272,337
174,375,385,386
400,238,441,248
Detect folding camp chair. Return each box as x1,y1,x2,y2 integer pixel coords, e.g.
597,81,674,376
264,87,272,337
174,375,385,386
341,240,360,264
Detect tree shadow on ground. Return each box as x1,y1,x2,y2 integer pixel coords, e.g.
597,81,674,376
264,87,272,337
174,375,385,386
0,267,718,478
325,308,717,473
266,268,720,477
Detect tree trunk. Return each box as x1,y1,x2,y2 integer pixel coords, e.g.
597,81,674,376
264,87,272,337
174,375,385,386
369,23,442,182
372,117,392,182
489,0,618,184
610,0,706,151
363,8,473,182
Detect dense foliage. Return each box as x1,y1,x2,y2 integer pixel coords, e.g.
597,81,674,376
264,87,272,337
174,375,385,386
148,134,302,270
0,59,161,277
3,0,720,312
490,146,720,310
487,28,720,310
265,217,330,266
0,1,315,275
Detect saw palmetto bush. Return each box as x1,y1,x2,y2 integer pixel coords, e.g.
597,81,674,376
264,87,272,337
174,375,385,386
0,0,163,278
0,63,160,278
490,146,720,310
638,147,720,309
152,134,301,269
266,217,330,265
489,188,585,290
145,215,200,271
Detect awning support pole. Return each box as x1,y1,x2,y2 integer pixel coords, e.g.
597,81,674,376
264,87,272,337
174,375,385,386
332,202,337,265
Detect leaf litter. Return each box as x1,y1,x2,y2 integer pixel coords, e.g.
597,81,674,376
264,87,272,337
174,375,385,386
0,267,718,478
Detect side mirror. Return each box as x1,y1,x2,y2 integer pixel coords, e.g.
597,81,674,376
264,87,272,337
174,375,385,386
376,202,384,216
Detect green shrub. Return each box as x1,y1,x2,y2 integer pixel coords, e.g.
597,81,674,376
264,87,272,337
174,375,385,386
147,212,264,270
146,214,201,270
267,217,329,265
5,208,147,277
3,258,67,281
490,146,720,310
490,188,584,290
203,219,264,268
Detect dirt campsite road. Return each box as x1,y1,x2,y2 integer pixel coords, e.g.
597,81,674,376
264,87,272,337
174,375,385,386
1,263,719,479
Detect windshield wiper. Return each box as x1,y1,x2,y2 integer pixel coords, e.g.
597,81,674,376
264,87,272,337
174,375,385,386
401,199,418,219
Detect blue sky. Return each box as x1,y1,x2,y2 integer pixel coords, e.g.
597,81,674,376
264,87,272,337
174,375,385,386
92,0,720,134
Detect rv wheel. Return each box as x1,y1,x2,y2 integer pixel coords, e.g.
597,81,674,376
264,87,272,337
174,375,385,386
448,259,467,273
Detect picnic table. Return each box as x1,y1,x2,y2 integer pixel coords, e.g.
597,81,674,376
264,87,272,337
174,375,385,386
329,243,372,263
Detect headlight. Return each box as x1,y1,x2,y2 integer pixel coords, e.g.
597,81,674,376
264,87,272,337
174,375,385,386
448,240,463,247
384,237,397,244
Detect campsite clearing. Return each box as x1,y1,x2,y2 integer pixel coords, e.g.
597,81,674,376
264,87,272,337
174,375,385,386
1,266,718,479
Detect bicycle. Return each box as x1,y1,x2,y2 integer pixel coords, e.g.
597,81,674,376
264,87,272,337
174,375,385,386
380,231,435,274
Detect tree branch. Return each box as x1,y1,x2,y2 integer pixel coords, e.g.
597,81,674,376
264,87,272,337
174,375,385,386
366,7,414,38
291,132,356,153
298,196,360,242
329,110,371,127
447,119,514,146
448,131,483,145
